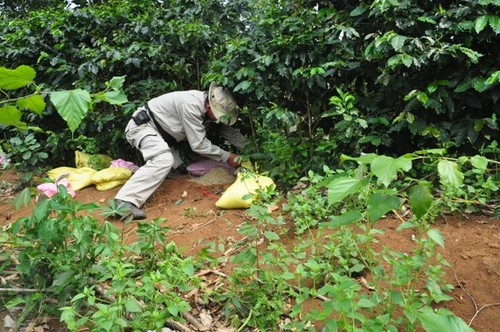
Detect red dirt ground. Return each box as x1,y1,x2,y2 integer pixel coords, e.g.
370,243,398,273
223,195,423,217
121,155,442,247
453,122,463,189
1,169,499,331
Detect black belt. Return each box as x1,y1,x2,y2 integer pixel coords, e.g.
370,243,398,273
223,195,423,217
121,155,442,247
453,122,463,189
133,103,179,147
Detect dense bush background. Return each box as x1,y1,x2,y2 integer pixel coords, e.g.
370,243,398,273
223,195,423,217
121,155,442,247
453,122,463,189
1,0,498,187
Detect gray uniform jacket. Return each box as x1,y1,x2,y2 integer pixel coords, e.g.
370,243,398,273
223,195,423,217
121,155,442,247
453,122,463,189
147,90,247,162
115,90,247,208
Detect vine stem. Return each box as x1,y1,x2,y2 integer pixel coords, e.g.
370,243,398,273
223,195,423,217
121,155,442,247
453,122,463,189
468,303,500,326
247,107,259,153
412,155,500,166
237,308,253,332
453,268,500,326
0,287,41,293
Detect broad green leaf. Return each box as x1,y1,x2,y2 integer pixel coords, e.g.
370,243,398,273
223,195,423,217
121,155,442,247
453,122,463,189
409,183,433,219
167,305,179,316
357,298,376,308
418,16,437,24
38,218,58,243
397,221,417,231
34,198,50,223
321,210,362,227
426,279,453,303
16,95,46,115
50,89,91,133
391,35,406,51
60,307,76,326
488,15,500,33
406,112,415,123
99,320,113,331
470,155,488,170
114,318,127,328
97,90,128,105
264,230,280,241
475,15,489,33
0,65,36,90
485,71,500,85
389,290,405,306
455,79,472,93
327,176,369,204
437,160,464,188
234,80,251,92
107,76,126,90
404,89,418,101
52,270,74,287
427,80,450,94
124,297,142,313
388,54,403,68
473,78,487,92
492,206,500,219
417,91,429,104
414,149,446,156
233,247,257,265
367,192,401,223
350,5,368,17
371,156,412,187
417,307,473,332
427,228,445,247
0,106,24,126
340,153,377,165
401,53,413,67
13,187,32,210
458,47,483,63
182,263,195,276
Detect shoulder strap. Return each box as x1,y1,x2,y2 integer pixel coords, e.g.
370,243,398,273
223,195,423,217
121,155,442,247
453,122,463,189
144,103,179,147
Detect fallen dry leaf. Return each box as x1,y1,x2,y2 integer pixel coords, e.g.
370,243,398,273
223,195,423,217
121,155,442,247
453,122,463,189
199,309,213,329
267,204,279,213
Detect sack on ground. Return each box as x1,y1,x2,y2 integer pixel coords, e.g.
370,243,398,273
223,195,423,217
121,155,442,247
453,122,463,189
47,167,97,191
75,151,112,170
95,179,128,191
91,167,132,191
216,171,275,209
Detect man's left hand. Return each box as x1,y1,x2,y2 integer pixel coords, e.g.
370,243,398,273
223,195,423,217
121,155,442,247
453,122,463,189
227,153,241,167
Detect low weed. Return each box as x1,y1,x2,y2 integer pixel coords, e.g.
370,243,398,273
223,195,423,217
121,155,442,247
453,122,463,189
2,149,494,331
215,150,488,330
1,187,199,331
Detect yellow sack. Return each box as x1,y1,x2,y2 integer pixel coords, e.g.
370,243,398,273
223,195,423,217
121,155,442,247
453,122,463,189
75,151,112,170
216,171,275,209
90,167,132,191
47,167,97,191
95,179,128,191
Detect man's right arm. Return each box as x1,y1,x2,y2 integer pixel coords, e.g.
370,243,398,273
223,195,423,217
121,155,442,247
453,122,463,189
180,102,232,162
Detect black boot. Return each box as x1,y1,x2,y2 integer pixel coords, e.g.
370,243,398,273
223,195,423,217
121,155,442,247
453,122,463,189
114,199,147,220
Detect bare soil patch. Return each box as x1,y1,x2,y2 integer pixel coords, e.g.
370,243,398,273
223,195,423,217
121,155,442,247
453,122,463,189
1,169,499,331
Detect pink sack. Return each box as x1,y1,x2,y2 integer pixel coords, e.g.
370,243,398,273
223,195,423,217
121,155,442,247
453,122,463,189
187,158,236,176
36,178,76,201
110,159,139,173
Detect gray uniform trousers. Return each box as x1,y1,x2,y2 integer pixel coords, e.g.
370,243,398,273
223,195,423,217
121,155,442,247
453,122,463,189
114,117,183,208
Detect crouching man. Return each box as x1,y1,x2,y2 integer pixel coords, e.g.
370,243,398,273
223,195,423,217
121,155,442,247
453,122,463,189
114,82,247,220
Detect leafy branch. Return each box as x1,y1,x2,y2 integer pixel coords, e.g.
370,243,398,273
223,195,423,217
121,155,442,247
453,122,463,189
0,65,128,135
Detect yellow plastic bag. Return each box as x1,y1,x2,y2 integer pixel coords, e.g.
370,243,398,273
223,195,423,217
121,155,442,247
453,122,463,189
90,167,132,191
75,151,112,170
216,171,275,209
47,167,97,191
95,179,128,191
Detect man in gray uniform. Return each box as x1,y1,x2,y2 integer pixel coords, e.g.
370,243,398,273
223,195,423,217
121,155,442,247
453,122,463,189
114,83,246,220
